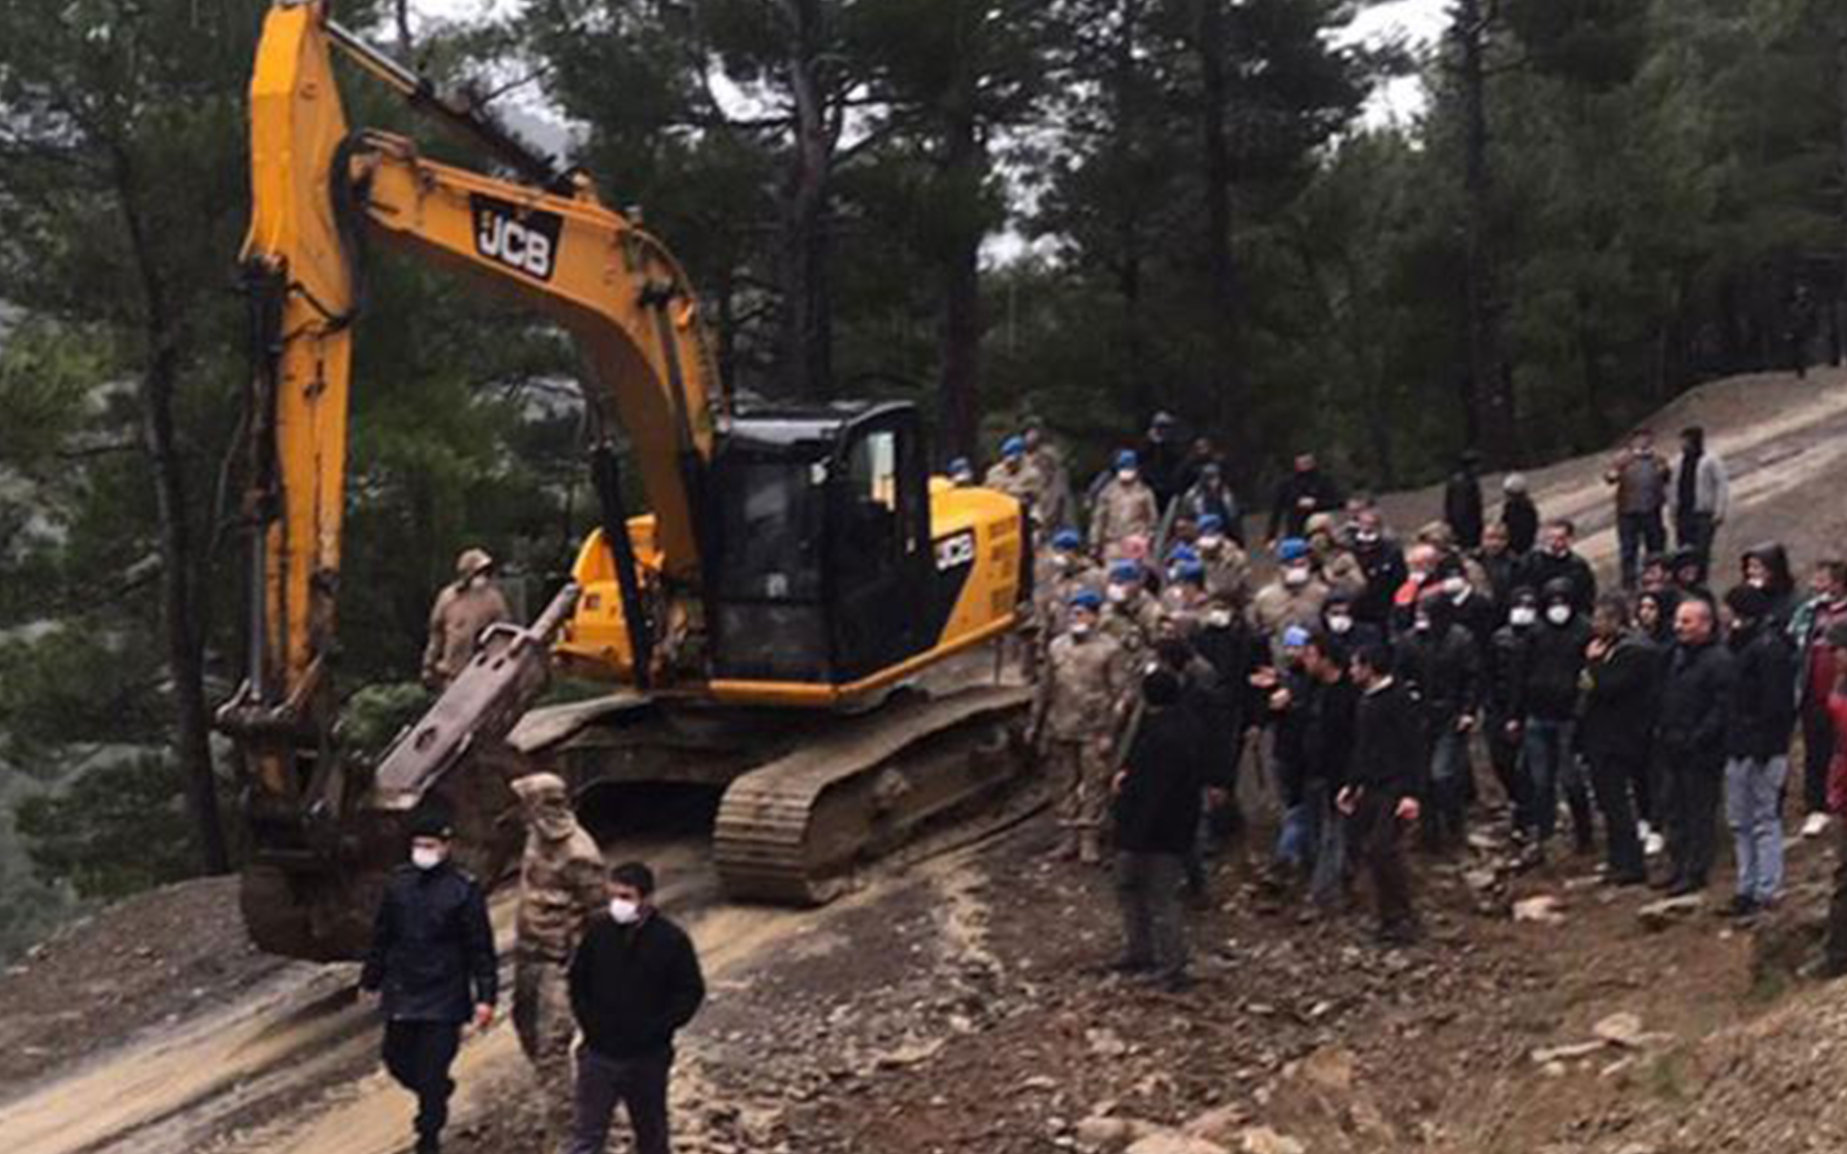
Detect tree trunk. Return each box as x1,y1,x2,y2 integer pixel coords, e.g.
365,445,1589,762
776,0,835,401
113,147,231,877
936,93,984,465
1113,0,1153,419
394,0,413,57
1194,0,1245,466
1456,0,1519,463
1839,23,1846,330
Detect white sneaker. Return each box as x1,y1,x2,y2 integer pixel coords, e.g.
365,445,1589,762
1644,831,1666,857
1803,813,1831,839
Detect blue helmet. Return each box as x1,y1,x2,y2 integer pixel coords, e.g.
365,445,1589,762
1069,590,1104,612
1109,559,1143,583
1051,528,1083,551
1166,544,1201,566
1197,514,1224,534
948,456,973,476
1281,625,1311,650
1276,537,1311,563
1000,435,1026,459
1175,560,1207,583
1114,449,1139,471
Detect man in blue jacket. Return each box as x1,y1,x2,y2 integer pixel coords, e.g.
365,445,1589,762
360,804,498,1154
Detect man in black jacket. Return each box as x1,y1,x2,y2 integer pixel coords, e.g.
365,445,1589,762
1112,669,1207,989
1301,632,1360,909
1723,585,1799,913
1444,450,1485,550
1580,594,1657,886
1657,597,1736,896
1486,588,1538,820
1267,452,1344,545
360,805,498,1154
1192,597,1264,848
1519,519,1598,616
566,861,706,1154
1516,579,1595,859
1395,591,1481,853
1349,508,1408,628
1339,644,1423,945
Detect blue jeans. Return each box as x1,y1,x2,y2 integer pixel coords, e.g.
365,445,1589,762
1427,727,1470,849
1276,801,1318,870
1725,756,1788,903
1522,718,1589,844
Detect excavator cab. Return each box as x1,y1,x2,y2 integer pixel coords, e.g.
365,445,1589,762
709,402,933,687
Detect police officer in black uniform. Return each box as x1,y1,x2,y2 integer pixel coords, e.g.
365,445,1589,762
359,803,499,1154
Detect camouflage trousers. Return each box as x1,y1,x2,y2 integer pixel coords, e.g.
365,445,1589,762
513,956,576,1144
1047,738,1111,857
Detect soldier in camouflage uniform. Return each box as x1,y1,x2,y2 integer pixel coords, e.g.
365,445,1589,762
509,773,606,1150
1090,450,1160,560
984,435,1047,525
1159,555,1211,636
1033,591,1129,863
1036,528,1103,646
1195,515,1251,606
1101,558,1162,656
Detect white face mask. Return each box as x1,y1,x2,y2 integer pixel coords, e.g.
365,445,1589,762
1356,530,1380,546
1283,566,1310,589
1118,469,1137,484
1328,614,1353,635
411,846,445,871
1747,574,1767,589
1442,576,1467,596
1206,609,1233,628
1107,584,1130,604
1413,617,1432,634
1510,607,1538,628
608,898,642,925
1546,605,1572,626
1198,535,1223,551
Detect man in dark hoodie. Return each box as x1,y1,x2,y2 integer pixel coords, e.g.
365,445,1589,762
1657,596,1736,896
1723,585,1799,914
1740,543,1798,630
1339,644,1424,945
1112,668,1208,989
1395,590,1482,853
1516,578,1595,859
1580,594,1657,885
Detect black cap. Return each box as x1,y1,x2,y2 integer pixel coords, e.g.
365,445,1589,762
407,801,455,840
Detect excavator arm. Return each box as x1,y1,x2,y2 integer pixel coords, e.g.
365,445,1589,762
220,1,723,956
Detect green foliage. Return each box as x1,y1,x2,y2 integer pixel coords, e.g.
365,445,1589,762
15,754,201,901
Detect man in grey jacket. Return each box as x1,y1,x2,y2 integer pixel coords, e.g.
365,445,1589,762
1673,426,1730,577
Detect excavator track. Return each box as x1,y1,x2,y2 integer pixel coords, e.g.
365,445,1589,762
711,685,1033,903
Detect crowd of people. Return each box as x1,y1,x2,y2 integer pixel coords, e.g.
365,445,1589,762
1014,414,1847,993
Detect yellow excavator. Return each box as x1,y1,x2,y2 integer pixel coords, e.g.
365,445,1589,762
218,1,1032,961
